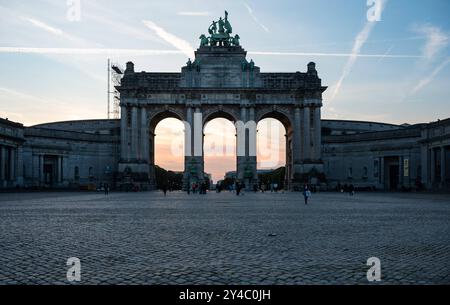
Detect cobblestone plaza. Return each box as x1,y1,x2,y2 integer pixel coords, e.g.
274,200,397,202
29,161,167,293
0,191,449,285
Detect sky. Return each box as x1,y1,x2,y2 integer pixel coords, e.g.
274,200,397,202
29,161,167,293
0,0,449,181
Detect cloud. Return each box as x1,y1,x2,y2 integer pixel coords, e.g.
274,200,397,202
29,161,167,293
0,87,97,126
142,20,195,58
411,57,450,94
177,12,210,17
244,3,269,33
407,25,449,97
413,24,449,60
329,0,388,102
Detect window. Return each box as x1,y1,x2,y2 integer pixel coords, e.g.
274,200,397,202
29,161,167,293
373,160,379,177
74,166,79,181
363,166,368,178
348,167,353,179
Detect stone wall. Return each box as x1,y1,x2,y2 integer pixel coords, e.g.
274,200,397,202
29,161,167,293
21,125,119,189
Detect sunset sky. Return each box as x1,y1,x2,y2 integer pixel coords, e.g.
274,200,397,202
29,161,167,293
0,0,449,181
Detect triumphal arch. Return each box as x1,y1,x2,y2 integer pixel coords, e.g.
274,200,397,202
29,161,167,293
117,11,327,190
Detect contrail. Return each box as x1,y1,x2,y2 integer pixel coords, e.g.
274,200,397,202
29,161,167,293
248,51,423,58
329,0,389,102
0,47,425,58
142,20,195,58
0,47,183,55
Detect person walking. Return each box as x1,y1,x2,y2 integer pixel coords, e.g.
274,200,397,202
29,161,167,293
162,183,168,197
235,181,241,196
303,184,311,205
104,183,109,196
349,184,355,196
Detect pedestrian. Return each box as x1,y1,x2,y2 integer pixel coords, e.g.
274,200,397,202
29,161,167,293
303,184,311,205
162,183,168,196
235,181,241,196
104,183,109,195
349,184,355,196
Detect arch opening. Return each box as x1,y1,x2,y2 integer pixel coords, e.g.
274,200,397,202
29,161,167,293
203,117,237,189
154,117,185,190
257,118,288,191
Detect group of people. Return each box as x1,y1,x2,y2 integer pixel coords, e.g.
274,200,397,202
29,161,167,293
235,181,246,196
336,183,356,196
187,182,208,195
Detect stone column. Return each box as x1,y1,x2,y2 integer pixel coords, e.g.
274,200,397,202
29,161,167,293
0,146,5,181
430,148,435,187
248,106,257,182
379,157,384,188
237,106,247,180
120,105,128,161
16,145,23,186
441,147,446,188
183,106,193,190
140,108,148,162
294,107,301,162
57,156,62,183
420,144,429,188
185,106,193,157
39,154,44,184
9,148,15,182
131,106,139,161
195,107,204,182
194,107,202,157
303,106,311,161
314,106,322,161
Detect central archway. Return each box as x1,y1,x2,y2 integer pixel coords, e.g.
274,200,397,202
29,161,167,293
202,110,238,190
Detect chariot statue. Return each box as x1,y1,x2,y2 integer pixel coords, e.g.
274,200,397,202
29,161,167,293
200,11,240,47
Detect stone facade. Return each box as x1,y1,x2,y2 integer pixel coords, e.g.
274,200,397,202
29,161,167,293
117,46,326,190
18,120,119,189
322,119,450,191
0,116,448,191
0,118,25,188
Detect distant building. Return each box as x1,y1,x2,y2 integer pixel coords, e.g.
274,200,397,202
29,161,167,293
1,117,448,191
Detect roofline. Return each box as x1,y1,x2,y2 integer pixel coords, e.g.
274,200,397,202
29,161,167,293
0,117,24,128
321,119,402,127
30,118,120,127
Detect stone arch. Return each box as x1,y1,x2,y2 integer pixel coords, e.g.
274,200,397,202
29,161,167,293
256,107,294,133
202,107,240,128
202,107,240,185
256,107,295,190
148,108,185,132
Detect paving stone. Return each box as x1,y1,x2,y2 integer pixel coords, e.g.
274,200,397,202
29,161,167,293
0,191,449,284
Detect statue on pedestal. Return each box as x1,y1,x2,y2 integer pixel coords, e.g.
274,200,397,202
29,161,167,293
200,11,240,47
